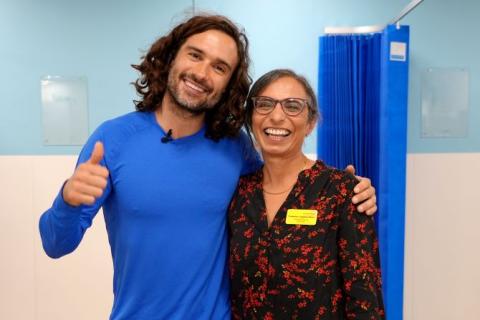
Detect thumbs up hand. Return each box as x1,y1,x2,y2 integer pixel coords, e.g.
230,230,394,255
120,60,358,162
63,142,110,207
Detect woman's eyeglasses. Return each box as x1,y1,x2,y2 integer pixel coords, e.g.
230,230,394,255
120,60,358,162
251,96,309,116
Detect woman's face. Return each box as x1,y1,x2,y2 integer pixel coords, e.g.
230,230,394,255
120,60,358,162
251,76,315,159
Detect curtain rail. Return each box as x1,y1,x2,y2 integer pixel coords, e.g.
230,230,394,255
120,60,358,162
389,0,424,25
324,0,424,34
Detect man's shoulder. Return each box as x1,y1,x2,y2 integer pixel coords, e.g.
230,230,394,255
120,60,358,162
90,111,154,154
224,129,256,154
100,111,151,132
91,111,154,143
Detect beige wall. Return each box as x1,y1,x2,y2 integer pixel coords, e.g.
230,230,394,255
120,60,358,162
403,153,480,320
0,156,112,320
1,153,479,319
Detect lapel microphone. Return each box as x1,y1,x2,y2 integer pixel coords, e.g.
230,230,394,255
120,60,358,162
161,129,173,143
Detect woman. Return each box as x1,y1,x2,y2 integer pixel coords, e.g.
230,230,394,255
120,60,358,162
229,69,384,319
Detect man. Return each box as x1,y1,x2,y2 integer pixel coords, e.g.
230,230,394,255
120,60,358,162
39,15,377,319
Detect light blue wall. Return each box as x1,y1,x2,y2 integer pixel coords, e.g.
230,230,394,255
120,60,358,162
0,0,193,154
405,0,480,153
1,0,479,154
196,0,480,154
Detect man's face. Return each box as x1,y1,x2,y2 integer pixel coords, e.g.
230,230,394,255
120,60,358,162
166,29,239,114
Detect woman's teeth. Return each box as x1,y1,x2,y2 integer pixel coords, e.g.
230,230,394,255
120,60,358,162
264,128,290,137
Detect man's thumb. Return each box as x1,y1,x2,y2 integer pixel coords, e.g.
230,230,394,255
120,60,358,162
88,142,104,164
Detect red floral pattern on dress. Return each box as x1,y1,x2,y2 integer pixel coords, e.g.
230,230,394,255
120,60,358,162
229,161,385,319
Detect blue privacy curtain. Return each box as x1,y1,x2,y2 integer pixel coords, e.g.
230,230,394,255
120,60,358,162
317,25,409,320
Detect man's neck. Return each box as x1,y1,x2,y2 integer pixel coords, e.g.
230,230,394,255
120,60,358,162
155,94,205,139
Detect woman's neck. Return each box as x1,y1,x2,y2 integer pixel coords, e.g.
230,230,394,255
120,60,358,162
262,154,309,192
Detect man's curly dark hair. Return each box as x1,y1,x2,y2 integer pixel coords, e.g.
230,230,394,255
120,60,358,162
132,14,251,141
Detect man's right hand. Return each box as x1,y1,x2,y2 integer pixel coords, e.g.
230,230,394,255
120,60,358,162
63,142,109,207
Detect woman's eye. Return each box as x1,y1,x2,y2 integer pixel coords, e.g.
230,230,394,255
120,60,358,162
258,102,272,109
257,100,274,109
285,103,301,111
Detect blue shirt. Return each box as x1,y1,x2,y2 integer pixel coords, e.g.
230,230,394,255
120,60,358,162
39,111,261,320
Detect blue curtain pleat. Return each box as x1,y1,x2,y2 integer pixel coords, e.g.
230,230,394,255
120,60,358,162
319,33,381,178
318,26,409,320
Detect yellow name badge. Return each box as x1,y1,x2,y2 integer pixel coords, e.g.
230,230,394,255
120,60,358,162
286,209,318,226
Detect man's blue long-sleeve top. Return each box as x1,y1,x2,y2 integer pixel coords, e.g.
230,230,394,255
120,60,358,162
39,111,261,320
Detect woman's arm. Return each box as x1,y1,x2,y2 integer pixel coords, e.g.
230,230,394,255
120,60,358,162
337,175,385,319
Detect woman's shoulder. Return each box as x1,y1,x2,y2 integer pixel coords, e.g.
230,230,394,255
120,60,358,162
310,160,356,180
307,160,358,196
237,167,262,190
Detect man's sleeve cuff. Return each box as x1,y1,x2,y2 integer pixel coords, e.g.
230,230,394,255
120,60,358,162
51,180,83,220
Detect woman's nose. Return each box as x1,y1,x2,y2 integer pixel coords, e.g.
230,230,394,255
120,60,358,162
269,102,286,121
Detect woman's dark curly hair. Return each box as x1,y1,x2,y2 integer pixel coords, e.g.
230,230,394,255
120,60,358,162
132,14,251,141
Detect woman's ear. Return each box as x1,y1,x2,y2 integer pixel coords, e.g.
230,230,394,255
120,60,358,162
305,118,317,137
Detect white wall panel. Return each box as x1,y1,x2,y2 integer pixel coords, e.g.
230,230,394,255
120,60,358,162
0,157,35,320
1,156,112,320
404,153,480,320
2,153,480,319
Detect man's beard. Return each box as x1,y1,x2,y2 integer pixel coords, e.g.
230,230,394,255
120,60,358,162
166,71,223,116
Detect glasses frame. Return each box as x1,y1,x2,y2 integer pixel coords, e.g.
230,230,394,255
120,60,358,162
251,96,309,116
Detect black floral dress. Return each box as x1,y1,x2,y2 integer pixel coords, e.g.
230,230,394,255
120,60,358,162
228,160,385,319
